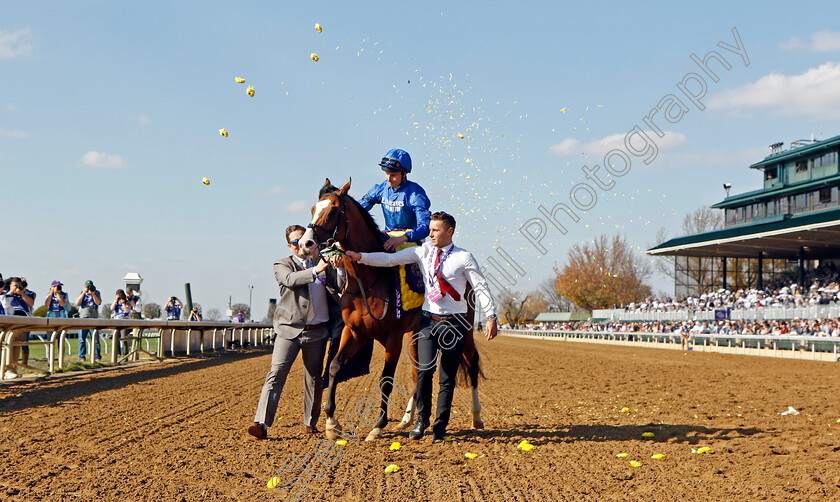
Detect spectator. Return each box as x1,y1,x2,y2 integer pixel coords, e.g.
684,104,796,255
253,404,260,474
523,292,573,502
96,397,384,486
45,280,69,318
111,289,132,355
164,296,182,320
233,310,245,323
2,277,34,378
75,280,102,362
189,307,202,322
126,286,142,320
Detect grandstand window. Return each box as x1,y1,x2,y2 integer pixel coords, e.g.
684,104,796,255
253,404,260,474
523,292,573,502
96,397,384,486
779,196,789,214
814,187,838,210
794,192,809,213
795,160,808,173
765,199,777,217
813,151,837,168
752,202,764,219
745,204,752,220
819,187,832,204
736,206,745,223
765,167,777,180
725,208,735,225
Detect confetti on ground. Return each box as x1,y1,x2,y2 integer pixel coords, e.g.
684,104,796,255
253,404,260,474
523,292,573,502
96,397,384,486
616,452,628,458
629,461,642,467
464,453,478,459
642,432,654,438
202,177,210,186
235,77,245,83
247,85,255,97
335,439,348,446
315,23,322,33
621,407,630,413
444,437,453,442
267,476,280,489
692,447,710,454
836,418,840,423
389,442,401,451
384,464,400,473
517,440,535,451
651,454,665,459
219,128,228,137
311,53,319,62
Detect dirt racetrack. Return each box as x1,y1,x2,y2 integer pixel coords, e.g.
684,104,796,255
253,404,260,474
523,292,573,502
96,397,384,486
1,334,840,501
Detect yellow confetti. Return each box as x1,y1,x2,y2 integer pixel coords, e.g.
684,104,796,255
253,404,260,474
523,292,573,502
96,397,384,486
465,176,471,180
335,439,347,446
247,85,255,97
520,443,534,451
389,441,401,451
692,447,710,454
464,453,478,459
202,177,210,186
629,460,642,467
444,437,453,442
651,454,664,459
559,107,566,113
616,452,628,458
219,128,228,137
621,407,630,413
384,464,401,473
642,432,654,438
836,418,840,423
267,476,280,489
315,23,323,33
311,52,319,62
235,77,246,83
458,133,464,139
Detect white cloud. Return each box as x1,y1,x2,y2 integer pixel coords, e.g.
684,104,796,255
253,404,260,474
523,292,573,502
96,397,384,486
549,137,579,155
138,114,150,125
0,28,33,59
0,129,30,138
283,200,307,212
779,36,804,50
708,62,840,118
80,151,127,169
812,30,840,52
551,131,687,157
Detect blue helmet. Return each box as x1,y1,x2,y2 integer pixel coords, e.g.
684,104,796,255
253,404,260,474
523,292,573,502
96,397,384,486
379,148,412,174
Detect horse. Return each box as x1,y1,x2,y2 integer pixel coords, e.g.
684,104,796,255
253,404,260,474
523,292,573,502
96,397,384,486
299,178,484,441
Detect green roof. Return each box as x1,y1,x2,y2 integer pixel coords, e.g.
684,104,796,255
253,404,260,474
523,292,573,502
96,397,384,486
749,133,840,170
534,312,591,322
711,173,840,209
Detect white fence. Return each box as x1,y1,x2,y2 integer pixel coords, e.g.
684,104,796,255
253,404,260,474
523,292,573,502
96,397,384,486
500,329,840,362
592,304,840,322
0,315,274,380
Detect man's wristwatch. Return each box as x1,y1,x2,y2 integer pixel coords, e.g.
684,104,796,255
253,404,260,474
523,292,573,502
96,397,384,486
487,315,497,322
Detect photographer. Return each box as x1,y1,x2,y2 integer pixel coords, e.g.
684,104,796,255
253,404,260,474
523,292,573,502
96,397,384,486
75,280,102,361
111,289,132,355
2,277,35,379
189,307,202,322
164,296,182,320
45,280,69,318
126,286,142,319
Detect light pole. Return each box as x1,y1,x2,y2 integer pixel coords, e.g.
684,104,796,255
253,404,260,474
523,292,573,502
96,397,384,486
248,285,254,322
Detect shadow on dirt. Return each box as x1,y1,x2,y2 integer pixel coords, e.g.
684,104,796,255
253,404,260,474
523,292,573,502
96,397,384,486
448,422,762,445
0,349,271,413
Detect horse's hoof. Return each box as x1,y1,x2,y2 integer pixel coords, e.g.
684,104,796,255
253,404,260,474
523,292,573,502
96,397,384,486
365,428,383,442
325,422,342,440
395,420,412,431
473,415,485,429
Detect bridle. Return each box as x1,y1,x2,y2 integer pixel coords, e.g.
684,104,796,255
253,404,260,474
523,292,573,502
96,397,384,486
307,192,389,321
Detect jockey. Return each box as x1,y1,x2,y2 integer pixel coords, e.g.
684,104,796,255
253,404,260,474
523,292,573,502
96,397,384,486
359,148,432,251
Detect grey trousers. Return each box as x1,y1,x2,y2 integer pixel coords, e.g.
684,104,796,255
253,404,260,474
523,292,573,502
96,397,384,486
253,327,328,428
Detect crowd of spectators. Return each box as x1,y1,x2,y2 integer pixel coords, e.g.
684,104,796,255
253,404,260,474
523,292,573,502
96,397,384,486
522,319,840,337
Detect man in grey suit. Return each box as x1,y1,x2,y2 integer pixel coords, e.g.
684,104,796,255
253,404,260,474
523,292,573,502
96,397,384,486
248,225,345,439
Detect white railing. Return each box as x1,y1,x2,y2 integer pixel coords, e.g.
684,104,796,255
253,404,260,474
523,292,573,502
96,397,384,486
0,315,274,380
500,329,840,362
593,304,840,321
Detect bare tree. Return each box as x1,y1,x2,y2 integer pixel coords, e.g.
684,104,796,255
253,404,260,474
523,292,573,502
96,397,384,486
496,289,530,328
536,276,577,312
143,302,161,319
205,308,222,321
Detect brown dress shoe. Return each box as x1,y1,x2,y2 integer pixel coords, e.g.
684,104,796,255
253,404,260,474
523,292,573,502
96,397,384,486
304,425,319,434
248,423,267,440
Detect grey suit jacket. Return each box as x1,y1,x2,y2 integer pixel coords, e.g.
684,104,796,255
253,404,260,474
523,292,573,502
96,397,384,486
273,255,345,340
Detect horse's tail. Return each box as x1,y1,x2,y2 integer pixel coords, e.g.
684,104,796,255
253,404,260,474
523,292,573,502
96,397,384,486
458,283,485,387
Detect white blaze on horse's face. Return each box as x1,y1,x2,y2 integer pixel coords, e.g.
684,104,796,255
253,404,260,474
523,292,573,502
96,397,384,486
301,199,332,254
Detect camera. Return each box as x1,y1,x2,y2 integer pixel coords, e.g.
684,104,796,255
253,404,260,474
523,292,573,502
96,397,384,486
55,285,62,291
170,297,176,302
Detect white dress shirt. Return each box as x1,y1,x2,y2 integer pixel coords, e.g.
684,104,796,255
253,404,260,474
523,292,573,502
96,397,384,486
358,241,497,317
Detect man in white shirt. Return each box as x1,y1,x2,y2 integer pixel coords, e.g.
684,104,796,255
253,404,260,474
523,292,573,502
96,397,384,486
346,211,498,442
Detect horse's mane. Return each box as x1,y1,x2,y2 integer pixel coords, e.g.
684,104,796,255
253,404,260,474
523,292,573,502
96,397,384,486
320,183,383,249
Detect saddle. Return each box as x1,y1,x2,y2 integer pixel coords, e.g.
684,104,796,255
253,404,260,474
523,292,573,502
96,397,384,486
384,230,425,315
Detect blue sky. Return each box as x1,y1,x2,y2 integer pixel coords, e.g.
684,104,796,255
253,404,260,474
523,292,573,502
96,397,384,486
4,1,840,316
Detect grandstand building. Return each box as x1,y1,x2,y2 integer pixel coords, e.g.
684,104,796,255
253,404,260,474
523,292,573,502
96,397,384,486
649,135,840,296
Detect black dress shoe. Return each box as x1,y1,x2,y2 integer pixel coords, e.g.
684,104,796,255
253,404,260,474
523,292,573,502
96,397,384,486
408,422,428,440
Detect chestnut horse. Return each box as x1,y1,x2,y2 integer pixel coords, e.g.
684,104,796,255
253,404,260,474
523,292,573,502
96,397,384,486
300,179,483,441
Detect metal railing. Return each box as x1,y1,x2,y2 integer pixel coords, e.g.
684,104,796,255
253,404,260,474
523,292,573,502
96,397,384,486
500,329,840,362
0,315,274,380
593,304,840,321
